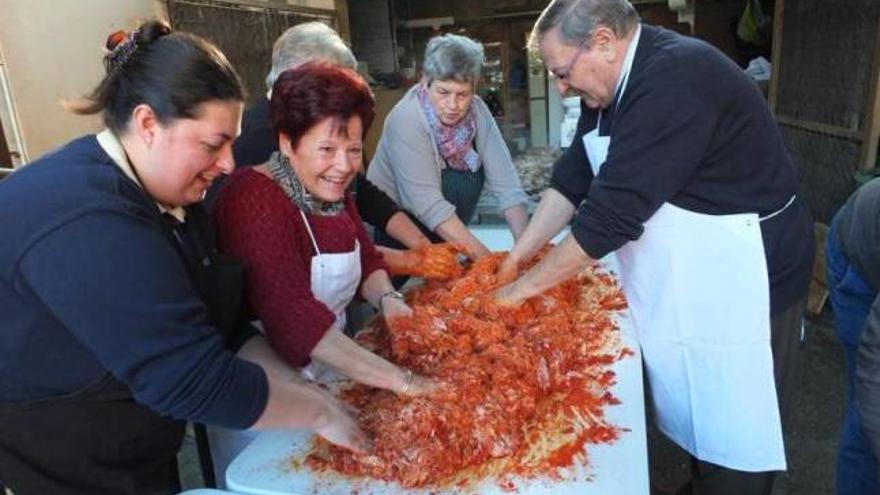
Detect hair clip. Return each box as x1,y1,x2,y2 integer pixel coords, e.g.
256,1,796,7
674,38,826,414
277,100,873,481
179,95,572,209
105,30,129,51
104,29,138,76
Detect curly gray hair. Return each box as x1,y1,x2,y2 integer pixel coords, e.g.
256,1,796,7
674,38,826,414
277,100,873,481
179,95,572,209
422,34,484,85
527,0,639,58
265,21,357,90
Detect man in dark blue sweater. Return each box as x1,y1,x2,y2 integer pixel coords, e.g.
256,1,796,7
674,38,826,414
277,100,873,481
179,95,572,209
495,1,813,494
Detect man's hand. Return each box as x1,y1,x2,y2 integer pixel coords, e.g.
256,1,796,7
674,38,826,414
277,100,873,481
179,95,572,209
496,236,594,309
493,281,524,308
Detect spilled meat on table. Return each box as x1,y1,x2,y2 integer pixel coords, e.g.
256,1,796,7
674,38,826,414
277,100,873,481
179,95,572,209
306,249,633,490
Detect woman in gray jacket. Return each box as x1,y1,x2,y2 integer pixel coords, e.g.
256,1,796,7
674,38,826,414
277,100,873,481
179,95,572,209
367,34,529,260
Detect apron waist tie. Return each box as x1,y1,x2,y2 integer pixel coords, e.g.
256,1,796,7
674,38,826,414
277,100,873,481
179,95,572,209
759,194,796,222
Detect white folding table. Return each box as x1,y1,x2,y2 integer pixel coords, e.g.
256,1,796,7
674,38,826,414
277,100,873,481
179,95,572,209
226,226,649,495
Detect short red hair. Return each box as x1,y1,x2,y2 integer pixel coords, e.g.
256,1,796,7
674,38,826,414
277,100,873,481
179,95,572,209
270,61,375,149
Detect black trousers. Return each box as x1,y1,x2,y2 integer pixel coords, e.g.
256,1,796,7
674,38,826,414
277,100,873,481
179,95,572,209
675,295,807,495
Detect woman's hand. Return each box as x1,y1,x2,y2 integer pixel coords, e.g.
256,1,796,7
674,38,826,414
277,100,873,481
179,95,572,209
394,368,440,397
254,373,371,453
417,243,463,279
379,247,417,276
435,216,492,261
464,242,492,261
381,295,413,322
310,384,373,453
382,243,463,280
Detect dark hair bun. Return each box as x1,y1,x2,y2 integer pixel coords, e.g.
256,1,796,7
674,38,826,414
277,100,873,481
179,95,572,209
135,20,172,46
103,21,172,77
104,21,171,53
68,19,243,132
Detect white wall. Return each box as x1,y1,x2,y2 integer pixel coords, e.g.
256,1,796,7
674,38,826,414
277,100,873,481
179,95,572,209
0,43,25,167
0,0,166,162
0,0,345,163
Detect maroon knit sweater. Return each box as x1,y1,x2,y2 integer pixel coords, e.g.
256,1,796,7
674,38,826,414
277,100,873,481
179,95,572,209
214,168,387,367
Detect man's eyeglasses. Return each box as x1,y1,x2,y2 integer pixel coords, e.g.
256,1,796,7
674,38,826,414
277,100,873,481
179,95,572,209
548,39,589,81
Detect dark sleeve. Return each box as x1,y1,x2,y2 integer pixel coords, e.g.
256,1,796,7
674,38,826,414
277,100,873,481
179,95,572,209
345,193,390,291
354,174,401,229
233,101,276,168
839,178,880,291
228,322,261,352
857,293,880,459
17,210,268,429
571,59,716,259
550,103,597,207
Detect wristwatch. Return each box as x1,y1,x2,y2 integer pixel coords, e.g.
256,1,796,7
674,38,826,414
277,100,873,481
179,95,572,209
379,290,405,312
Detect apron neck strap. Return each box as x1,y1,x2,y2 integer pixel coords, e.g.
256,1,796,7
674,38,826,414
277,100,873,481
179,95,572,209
299,209,323,258
598,24,643,132
613,23,641,111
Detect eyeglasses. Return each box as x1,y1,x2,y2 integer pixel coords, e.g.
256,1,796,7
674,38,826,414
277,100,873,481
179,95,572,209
548,39,589,82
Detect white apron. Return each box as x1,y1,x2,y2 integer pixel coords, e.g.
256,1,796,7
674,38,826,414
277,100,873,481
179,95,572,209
299,209,362,327
299,209,362,382
583,25,787,471
206,208,363,486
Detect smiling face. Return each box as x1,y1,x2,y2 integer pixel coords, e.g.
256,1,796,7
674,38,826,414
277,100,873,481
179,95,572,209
540,25,623,110
281,115,364,203
134,99,242,206
427,79,475,126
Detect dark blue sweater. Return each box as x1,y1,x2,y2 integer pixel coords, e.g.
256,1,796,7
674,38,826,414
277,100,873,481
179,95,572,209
551,25,814,315
0,135,267,428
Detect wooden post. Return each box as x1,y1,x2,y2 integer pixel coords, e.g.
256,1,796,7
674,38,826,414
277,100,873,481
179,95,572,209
859,14,880,172
0,116,10,168
333,0,351,44
768,0,784,115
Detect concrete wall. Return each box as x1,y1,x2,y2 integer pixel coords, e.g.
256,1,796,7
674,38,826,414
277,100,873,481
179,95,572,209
0,0,166,162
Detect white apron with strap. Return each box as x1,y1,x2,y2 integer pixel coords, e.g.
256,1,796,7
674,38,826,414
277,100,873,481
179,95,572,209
298,209,361,382
299,209,361,328
205,209,363,484
583,24,787,472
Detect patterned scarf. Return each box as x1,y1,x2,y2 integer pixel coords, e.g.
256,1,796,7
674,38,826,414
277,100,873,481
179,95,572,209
266,151,344,216
416,83,481,173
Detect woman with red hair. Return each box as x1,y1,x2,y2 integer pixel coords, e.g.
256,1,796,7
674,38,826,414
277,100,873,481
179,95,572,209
210,63,436,480
215,63,433,393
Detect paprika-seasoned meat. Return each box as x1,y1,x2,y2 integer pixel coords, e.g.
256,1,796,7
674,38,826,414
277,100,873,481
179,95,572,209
306,250,632,489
